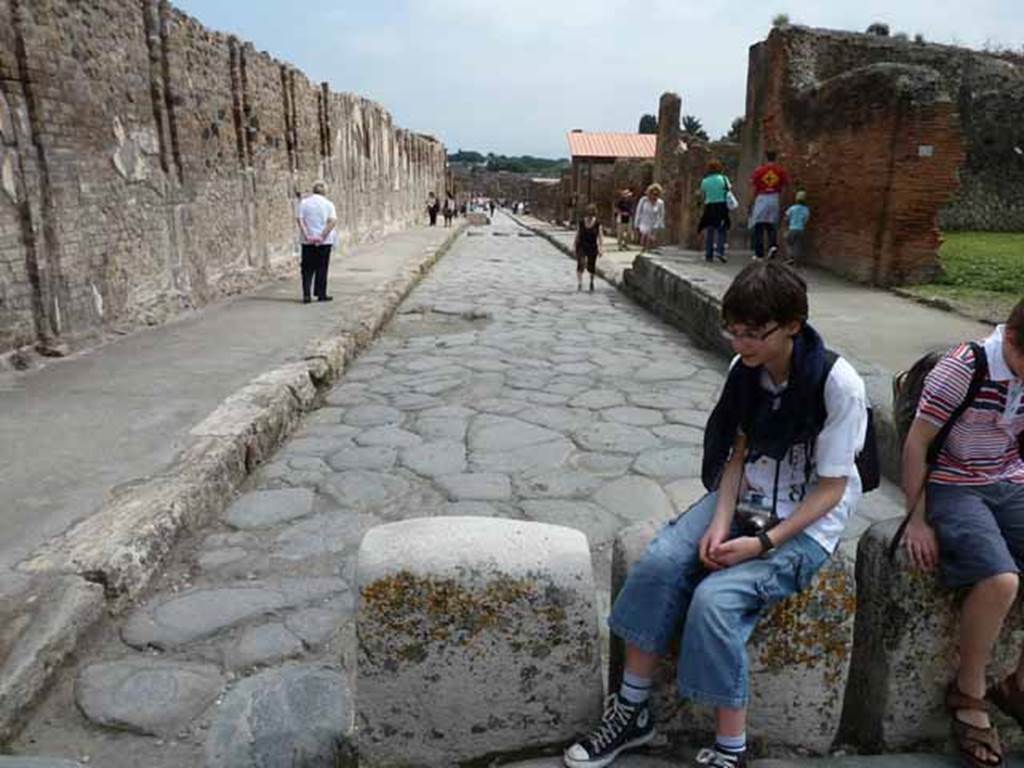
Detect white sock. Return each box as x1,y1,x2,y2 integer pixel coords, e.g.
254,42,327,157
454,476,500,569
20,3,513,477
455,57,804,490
619,671,652,705
715,732,746,754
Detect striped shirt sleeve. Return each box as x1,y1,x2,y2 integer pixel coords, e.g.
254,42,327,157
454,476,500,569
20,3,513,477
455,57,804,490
915,345,976,429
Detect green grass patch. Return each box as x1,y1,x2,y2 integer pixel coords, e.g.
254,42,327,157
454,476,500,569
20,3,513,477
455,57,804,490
904,232,1023,323
933,232,1024,293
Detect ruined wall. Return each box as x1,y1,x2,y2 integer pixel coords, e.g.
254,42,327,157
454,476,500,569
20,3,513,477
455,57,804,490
738,26,1024,285
670,140,741,251
0,0,446,358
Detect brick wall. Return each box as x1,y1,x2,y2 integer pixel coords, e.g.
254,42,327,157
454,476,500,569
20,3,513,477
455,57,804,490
736,26,1024,285
0,0,446,358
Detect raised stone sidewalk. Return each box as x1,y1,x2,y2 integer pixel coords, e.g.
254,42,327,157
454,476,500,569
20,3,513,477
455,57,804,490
0,222,464,744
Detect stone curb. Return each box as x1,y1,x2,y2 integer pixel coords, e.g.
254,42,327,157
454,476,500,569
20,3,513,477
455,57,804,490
507,214,623,288
2,224,464,745
889,287,1002,326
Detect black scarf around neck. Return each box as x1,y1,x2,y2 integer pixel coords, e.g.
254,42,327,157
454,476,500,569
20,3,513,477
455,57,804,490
701,323,830,491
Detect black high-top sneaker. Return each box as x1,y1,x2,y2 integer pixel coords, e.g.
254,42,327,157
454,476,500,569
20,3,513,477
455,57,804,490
563,693,654,768
694,745,748,767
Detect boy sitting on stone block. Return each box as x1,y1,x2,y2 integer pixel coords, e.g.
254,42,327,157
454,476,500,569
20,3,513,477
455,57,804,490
901,298,1024,768
564,261,868,768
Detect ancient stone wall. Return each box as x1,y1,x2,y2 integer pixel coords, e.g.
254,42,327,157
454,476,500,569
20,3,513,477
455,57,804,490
738,26,1024,285
0,0,446,358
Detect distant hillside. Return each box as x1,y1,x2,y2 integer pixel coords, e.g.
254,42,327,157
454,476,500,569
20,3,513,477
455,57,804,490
448,150,569,177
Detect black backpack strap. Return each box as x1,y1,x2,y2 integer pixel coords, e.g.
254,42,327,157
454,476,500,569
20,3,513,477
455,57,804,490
887,341,988,559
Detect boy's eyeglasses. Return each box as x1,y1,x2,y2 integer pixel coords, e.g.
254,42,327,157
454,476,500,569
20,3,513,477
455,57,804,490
721,324,781,342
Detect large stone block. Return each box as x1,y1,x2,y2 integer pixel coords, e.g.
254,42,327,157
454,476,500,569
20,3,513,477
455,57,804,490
839,518,1024,751
609,521,855,754
356,517,603,766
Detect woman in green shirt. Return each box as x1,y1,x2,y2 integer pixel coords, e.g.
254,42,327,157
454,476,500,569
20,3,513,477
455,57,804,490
698,159,731,263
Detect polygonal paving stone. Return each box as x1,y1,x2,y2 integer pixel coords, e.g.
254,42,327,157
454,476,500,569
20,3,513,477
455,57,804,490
514,469,605,499
594,476,675,524
474,397,529,415
224,623,305,669
285,607,345,648
626,388,697,410
633,447,703,479
389,392,443,411
414,413,470,441
665,407,711,427
516,405,592,433
520,500,624,548
467,415,563,453
75,659,224,736
400,441,467,476
470,437,574,473
272,512,380,561
572,422,660,454
435,473,511,501
569,389,626,409
323,384,377,407
442,501,504,517
0,760,90,768
280,435,354,457
664,477,709,512
652,424,704,444
523,390,569,405
632,361,698,381
319,470,411,511
121,579,348,649
205,664,353,768
354,426,422,448
326,445,397,471
224,489,316,530
342,404,403,427
198,548,249,570
569,452,635,477
603,406,664,427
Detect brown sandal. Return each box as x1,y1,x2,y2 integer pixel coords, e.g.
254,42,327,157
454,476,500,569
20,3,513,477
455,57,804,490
989,674,1024,729
947,682,1004,768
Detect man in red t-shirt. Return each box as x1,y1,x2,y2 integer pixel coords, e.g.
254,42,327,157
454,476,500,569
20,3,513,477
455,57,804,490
749,151,789,259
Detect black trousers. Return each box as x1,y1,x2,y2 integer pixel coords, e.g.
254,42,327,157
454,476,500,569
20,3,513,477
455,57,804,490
752,222,778,258
301,244,332,299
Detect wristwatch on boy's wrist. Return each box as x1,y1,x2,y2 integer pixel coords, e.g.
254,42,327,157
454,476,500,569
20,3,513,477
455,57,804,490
757,530,775,555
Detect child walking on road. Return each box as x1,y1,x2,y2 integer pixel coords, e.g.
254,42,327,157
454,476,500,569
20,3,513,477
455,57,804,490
574,203,603,293
783,191,810,265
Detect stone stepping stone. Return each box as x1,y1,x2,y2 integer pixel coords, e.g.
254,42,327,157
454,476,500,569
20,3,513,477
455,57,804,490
205,664,353,768
75,659,224,736
572,422,660,454
400,441,466,477
342,404,402,427
121,578,348,649
594,476,675,524
326,445,397,471
436,473,511,501
356,517,601,766
224,489,315,530
604,406,664,427
224,623,305,669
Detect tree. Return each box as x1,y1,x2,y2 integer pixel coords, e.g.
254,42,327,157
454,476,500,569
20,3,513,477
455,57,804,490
866,22,890,36
638,114,658,134
772,13,790,28
723,116,745,142
681,115,709,141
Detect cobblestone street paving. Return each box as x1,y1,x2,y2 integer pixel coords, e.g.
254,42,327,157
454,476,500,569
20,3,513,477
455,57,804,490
14,214,726,766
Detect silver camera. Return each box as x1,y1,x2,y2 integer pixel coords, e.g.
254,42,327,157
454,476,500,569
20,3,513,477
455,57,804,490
735,499,779,537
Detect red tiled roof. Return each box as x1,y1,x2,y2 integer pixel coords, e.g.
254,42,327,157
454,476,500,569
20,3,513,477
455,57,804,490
566,132,657,159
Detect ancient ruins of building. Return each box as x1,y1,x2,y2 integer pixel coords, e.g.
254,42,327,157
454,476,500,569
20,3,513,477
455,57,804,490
0,0,447,361
737,25,1023,285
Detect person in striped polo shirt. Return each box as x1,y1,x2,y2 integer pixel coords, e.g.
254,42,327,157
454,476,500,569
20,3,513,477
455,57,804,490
902,298,1024,768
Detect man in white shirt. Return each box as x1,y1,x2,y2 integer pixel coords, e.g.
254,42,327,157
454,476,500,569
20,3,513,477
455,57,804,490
297,181,338,303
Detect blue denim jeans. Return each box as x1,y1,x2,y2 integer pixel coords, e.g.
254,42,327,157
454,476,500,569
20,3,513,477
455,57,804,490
608,493,829,709
704,222,727,261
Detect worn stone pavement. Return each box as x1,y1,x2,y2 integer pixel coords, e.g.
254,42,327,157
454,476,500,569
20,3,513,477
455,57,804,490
4,213,999,766
0,225,459,575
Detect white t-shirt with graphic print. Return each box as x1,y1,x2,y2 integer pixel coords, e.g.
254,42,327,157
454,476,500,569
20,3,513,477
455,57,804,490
733,355,868,553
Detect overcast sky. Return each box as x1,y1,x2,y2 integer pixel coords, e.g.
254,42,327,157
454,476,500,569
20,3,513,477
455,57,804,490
173,1,1023,159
